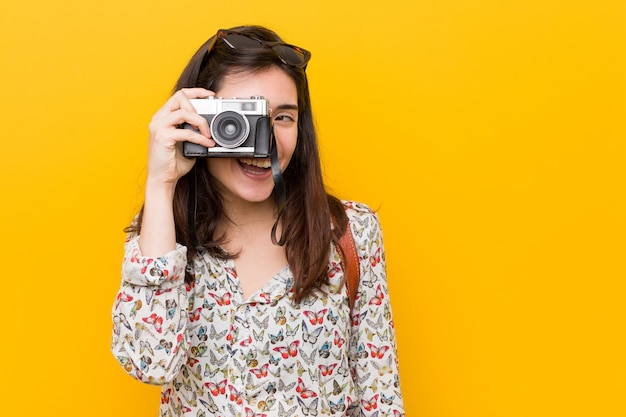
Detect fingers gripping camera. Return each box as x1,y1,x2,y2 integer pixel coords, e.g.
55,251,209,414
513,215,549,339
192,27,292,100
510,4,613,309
182,96,272,158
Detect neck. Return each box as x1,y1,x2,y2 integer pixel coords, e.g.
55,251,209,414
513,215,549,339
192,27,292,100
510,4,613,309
218,197,280,242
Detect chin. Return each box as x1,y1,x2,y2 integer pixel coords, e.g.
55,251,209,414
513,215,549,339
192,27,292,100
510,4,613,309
234,189,275,205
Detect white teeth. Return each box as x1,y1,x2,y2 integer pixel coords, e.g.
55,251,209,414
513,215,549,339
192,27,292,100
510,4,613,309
239,158,271,168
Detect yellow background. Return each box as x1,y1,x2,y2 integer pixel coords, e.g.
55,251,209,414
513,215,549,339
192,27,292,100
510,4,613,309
1,0,624,416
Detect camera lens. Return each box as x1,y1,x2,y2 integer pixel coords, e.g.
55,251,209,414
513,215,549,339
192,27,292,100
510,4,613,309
210,110,250,148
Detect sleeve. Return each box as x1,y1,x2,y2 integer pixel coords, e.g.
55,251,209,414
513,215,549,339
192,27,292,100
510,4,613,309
110,234,192,385
347,204,405,416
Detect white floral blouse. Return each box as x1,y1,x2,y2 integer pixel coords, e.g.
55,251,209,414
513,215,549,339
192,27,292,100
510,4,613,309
111,201,405,417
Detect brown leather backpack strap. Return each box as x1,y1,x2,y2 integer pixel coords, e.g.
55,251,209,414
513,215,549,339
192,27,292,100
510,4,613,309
338,220,360,311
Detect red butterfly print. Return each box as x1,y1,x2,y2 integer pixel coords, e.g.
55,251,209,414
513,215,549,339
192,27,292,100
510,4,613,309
228,385,243,405
226,325,235,342
239,336,253,347
205,379,227,396
370,247,381,267
273,341,300,359
333,330,346,348
189,307,202,322
296,377,318,399
114,292,133,308
209,292,232,306
367,343,390,359
368,284,385,306
352,311,367,326
303,309,328,325
140,259,153,274
250,363,269,379
160,388,171,404
318,363,337,376
142,313,163,333
361,394,379,411
329,261,340,278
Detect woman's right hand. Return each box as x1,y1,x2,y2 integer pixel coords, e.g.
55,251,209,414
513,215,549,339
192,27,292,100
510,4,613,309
146,88,215,187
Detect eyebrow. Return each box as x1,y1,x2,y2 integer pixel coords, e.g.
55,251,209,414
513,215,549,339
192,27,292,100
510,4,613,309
272,104,299,111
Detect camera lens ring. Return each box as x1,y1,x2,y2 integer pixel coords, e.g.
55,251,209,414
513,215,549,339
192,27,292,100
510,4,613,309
210,110,250,148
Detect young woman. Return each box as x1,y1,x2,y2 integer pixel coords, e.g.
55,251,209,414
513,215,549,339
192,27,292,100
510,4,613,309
111,25,405,417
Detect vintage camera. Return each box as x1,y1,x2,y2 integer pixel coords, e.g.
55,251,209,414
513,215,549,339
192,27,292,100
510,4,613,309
182,96,272,158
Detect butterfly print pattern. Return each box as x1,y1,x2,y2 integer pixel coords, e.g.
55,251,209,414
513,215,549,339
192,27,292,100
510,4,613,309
111,201,405,416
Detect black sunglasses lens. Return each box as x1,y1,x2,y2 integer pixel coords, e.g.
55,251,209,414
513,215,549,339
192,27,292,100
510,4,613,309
217,32,308,68
221,33,261,49
272,45,307,66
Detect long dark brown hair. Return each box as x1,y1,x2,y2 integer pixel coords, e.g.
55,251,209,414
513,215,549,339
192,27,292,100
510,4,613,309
128,25,348,303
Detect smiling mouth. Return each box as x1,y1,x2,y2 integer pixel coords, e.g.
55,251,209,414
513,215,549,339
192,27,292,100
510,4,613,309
238,157,271,173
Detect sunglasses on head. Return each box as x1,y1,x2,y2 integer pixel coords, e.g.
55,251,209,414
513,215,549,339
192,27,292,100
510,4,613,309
205,29,311,69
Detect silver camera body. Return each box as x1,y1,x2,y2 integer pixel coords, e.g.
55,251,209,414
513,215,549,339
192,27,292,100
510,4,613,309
182,96,272,158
